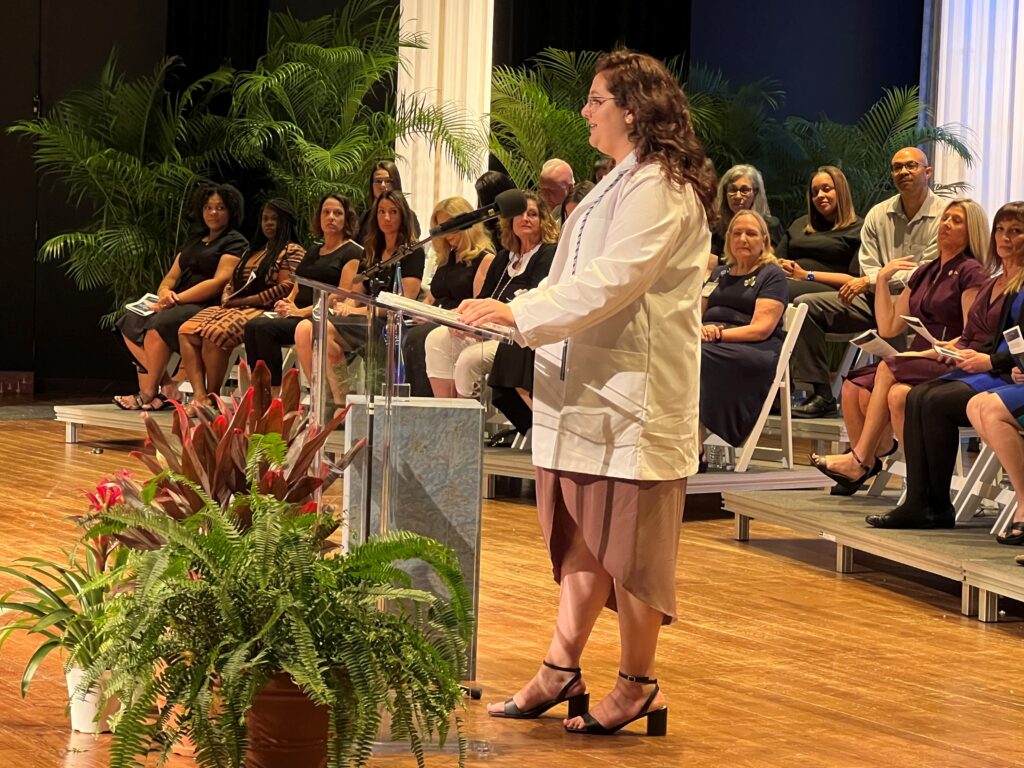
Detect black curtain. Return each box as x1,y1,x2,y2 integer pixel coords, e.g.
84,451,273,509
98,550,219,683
492,0,693,68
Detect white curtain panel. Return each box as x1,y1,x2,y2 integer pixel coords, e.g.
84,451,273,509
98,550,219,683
932,0,1024,218
397,0,494,240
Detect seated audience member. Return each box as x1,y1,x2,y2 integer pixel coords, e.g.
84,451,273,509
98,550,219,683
708,164,784,269
699,210,787,458
426,190,556,399
559,181,594,222
403,197,496,397
294,190,424,405
243,194,362,389
539,158,575,218
114,183,248,411
475,170,517,251
966,372,1024,544
177,199,304,410
792,147,947,417
776,166,863,300
810,199,990,492
592,156,614,183
866,201,1024,529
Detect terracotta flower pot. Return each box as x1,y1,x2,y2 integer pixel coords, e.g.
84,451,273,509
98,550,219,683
245,672,329,768
66,667,118,734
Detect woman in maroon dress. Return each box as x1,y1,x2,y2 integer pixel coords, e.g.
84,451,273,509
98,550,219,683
811,199,992,493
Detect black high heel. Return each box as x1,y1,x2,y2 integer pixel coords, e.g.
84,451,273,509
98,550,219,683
564,671,667,736
809,448,880,496
489,660,589,719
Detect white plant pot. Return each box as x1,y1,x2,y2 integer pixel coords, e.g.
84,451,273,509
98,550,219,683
65,667,116,733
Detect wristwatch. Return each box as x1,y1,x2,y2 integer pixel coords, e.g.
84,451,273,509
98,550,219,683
806,272,816,281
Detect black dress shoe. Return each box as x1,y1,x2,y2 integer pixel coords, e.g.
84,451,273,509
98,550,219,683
793,394,838,419
866,503,953,529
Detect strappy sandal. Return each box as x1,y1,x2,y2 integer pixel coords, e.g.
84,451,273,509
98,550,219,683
997,521,1024,546
564,671,667,736
113,392,149,411
879,438,899,458
488,660,589,719
809,448,881,496
140,393,173,412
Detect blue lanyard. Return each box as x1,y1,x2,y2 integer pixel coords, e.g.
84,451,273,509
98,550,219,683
559,163,632,380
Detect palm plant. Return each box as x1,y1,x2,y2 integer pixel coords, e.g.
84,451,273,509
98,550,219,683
82,444,471,768
7,53,234,326
489,48,603,189
230,0,482,223
776,85,974,221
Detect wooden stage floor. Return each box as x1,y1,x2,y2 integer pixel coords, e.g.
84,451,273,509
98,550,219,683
1,419,1023,767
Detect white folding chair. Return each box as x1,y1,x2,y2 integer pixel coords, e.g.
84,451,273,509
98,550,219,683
723,303,808,472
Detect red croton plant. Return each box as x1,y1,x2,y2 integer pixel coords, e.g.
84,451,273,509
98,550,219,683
94,360,365,551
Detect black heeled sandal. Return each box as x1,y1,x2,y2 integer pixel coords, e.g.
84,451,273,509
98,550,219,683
489,660,589,719
564,671,668,736
810,447,880,496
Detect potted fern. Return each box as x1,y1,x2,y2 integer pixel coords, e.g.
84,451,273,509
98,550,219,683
77,362,472,767
0,479,129,732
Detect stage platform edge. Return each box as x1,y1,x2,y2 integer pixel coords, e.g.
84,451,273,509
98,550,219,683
723,488,1024,622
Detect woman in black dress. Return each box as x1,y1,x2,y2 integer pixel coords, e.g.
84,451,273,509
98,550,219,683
243,194,362,390
403,196,495,396
114,183,248,410
775,166,864,300
293,190,425,406
700,210,788,449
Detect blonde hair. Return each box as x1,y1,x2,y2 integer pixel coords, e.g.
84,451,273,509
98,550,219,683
430,196,493,266
499,190,560,253
939,199,992,274
722,210,778,268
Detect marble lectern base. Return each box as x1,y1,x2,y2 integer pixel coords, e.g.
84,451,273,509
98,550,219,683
343,396,484,677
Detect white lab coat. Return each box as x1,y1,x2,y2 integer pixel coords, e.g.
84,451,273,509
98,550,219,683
508,152,709,481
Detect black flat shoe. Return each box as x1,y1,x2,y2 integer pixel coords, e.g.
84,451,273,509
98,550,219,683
866,503,949,529
564,672,667,737
997,521,1024,545
489,660,589,719
793,394,838,419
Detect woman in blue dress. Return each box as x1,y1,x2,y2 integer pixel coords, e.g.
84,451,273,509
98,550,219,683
700,210,788,450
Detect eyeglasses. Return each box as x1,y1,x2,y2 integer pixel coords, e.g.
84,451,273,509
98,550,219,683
372,177,394,187
727,186,755,197
583,95,615,111
891,161,923,174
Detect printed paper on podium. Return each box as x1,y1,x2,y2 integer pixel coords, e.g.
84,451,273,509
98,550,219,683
375,291,516,344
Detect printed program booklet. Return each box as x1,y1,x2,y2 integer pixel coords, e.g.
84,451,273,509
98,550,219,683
125,293,160,316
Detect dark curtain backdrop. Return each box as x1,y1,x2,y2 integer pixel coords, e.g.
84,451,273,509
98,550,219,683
493,0,693,68
691,0,925,122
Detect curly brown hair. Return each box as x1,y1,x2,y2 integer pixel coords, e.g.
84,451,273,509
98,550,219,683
595,50,718,227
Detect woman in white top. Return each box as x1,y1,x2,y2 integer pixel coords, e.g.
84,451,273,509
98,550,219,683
460,50,716,736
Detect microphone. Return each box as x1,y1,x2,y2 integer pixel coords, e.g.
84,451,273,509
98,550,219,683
429,189,527,236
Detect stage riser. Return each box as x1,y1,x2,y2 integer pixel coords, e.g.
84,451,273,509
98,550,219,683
724,488,1023,622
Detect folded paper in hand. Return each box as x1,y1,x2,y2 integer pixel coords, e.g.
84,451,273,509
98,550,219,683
850,329,899,358
1004,326,1024,372
125,293,160,316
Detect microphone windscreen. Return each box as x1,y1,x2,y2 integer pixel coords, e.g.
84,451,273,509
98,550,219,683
495,189,528,218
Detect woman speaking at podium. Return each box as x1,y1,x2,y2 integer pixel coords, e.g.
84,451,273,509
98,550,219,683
459,49,716,736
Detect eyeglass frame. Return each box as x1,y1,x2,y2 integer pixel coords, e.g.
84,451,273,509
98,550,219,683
726,185,757,197
890,160,924,174
583,95,616,111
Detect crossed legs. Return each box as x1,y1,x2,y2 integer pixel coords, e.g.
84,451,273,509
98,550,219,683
967,392,1024,537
